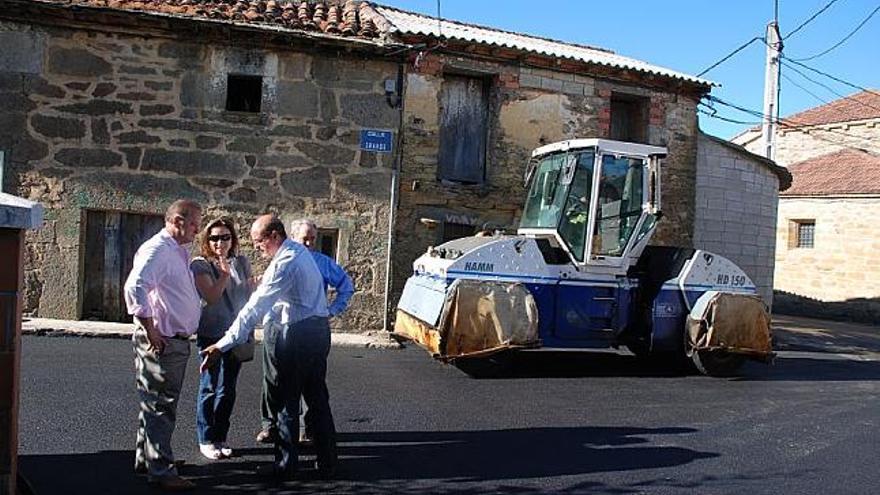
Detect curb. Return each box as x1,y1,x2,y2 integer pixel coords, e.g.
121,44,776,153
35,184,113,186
21,318,403,350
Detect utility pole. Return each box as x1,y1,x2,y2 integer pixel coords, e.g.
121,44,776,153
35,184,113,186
761,21,782,160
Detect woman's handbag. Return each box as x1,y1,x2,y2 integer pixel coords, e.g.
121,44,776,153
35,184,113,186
230,334,255,363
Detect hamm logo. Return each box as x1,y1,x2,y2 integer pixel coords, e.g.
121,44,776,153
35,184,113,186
464,262,494,272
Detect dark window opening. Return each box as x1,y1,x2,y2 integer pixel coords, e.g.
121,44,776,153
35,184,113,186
438,74,490,184
610,94,648,143
316,228,339,260
225,74,263,113
441,222,476,243
795,220,815,249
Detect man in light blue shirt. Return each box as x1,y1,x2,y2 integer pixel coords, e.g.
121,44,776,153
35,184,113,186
257,219,354,445
201,214,337,480
292,219,355,318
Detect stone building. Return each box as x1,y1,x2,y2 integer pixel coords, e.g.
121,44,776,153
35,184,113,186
732,89,880,166
732,91,880,321
374,6,714,301
2,0,785,330
0,0,402,331
771,149,880,322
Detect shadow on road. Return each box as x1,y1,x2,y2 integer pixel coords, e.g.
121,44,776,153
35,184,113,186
335,427,715,481
449,348,880,382
735,355,880,382
19,426,714,494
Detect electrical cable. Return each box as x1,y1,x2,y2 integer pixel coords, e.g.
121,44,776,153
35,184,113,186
781,59,880,114
697,107,763,126
782,56,880,98
781,70,831,106
791,4,880,61
696,36,762,77
783,0,840,40
705,95,879,145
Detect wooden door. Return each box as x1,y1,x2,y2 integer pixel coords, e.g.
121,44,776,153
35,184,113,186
438,74,489,184
82,211,164,322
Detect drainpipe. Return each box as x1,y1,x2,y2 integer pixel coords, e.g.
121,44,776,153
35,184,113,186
382,61,406,332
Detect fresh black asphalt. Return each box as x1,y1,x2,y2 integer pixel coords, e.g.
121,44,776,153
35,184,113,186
17,333,880,494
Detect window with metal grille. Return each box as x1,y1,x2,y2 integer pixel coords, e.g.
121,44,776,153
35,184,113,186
796,221,815,248
226,74,263,113
441,222,476,243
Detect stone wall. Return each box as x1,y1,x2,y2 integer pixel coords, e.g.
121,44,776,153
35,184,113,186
694,134,780,304
0,20,399,331
733,120,880,166
391,53,701,297
774,197,880,303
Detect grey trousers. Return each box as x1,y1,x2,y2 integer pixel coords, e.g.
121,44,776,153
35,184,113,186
133,326,190,479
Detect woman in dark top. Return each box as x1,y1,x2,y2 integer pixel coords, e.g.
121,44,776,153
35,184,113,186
190,217,254,460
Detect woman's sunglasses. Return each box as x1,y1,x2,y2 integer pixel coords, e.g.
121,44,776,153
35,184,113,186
208,234,232,242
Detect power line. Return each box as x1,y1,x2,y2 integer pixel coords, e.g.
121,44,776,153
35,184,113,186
697,105,763,126
704,95,879,145
780,70,831,106
782,56,880,98
697,36,762,77
791,4,880,61
783,0,840,40
781,59,880,114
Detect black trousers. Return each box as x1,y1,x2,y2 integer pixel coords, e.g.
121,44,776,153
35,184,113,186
263,316,336,473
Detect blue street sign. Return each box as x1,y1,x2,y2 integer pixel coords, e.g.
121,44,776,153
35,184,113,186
360,129,394,153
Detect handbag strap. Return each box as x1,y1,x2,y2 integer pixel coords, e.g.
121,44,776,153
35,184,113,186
208,258,237,314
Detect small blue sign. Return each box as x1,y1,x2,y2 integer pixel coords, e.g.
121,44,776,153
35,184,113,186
360,129,394,153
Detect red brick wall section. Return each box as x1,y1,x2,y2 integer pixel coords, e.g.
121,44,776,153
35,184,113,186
497,70,519,90
412,52,444,76
649,96,666,126
597,88,612,138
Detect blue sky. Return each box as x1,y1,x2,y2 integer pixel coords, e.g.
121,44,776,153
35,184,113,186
378,0,879,139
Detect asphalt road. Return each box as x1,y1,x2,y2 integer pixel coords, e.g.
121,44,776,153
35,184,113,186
17,330,880,494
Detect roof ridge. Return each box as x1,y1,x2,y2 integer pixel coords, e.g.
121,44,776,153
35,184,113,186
789,147,880,166
785,88,880,126
372,2,615,55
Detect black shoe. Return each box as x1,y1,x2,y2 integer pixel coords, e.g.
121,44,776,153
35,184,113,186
255,463,296,481
314,461,336,480
135,459,185,475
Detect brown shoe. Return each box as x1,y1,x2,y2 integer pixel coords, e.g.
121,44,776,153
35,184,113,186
255,428,279,444
148,475,195,492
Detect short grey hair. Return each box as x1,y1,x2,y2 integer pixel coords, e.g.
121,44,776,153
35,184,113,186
290,218,317,235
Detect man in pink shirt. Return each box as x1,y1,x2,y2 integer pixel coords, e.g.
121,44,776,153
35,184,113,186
124,199,202,492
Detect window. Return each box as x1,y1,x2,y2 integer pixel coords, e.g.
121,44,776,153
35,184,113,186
594,155,644,257
441,222,476,243
610,94,648,143
225,74,263,113
793,220,815,249
438,74,490,184
316,228,338,260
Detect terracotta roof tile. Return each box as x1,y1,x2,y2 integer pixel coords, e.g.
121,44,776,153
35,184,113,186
783,149,880,196
786,90,880,127
50,0,386,40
